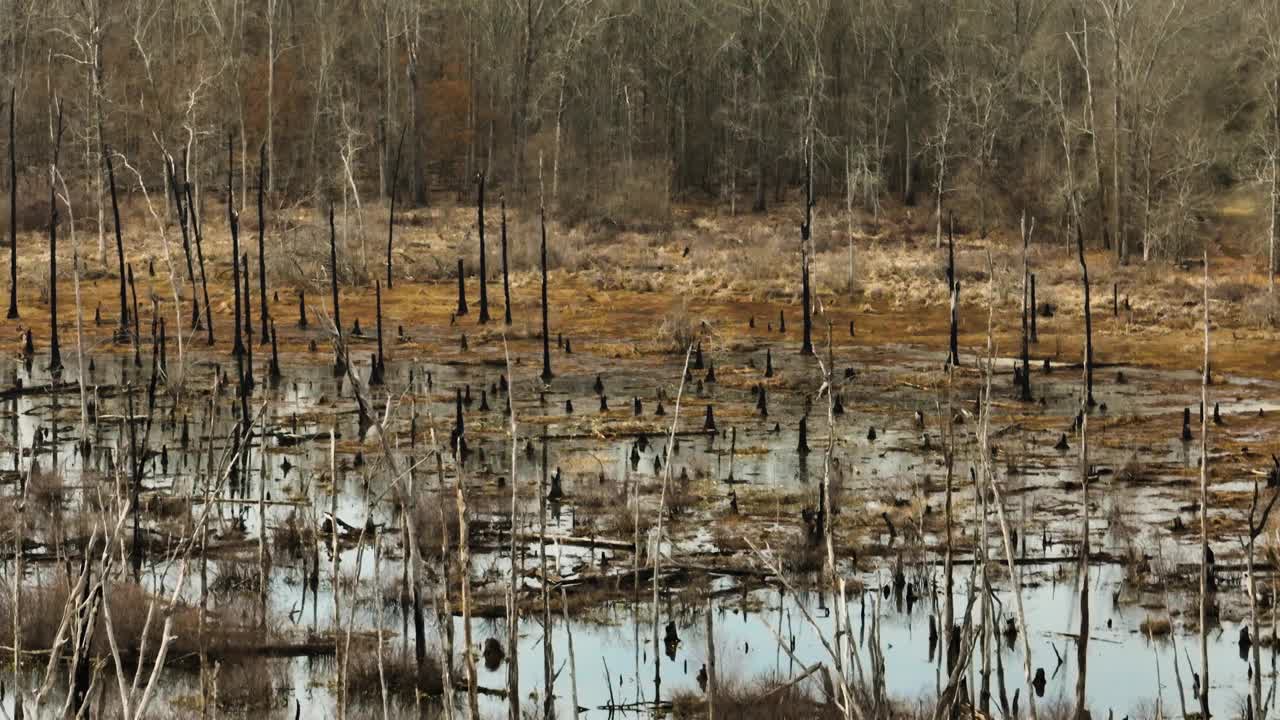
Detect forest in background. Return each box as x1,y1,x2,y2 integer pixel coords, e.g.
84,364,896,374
1,0,1279,270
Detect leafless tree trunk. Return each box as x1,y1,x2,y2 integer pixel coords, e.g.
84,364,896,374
1198,249,1211,718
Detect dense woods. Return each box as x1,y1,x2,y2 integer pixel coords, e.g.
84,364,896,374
1,0,1278,267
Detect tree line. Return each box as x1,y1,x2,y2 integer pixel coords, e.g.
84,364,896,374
1,0,1278,269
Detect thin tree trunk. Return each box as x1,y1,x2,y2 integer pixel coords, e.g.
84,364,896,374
504,343,521,720
1020,212,1032,401
7,88,17,320
106,147,126,332
477,172,489,324
1199,249,1211,719
257,143,269,344
230,137,244,358
1112,0,1126,264
501,196,511,325
48,103,64,372
1077,222,1095,406
387,127,404,289
187,183,213,345
457,465,479,719
800,140,814,356
540,205,552,382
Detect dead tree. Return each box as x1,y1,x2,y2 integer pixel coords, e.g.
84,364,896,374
329,205,344,374
947,217,959,367
1019,213,1032,401
165,156,199,331
386,126,404,289
128,263,141,366
1245,475,1279,719
257,143,269,344
540,204,552,383
800,141,814,356
477,172,490,324
1073,358,1091,716
47,102,65,372
1030,273,1038,343
230,137,245,358
1076,222,1095,406
456,258,468,315
371,279,385,385
187,182,214,345
6,88,15,320
501,195,512,325
105,146,126,334
1199,250,1211,719
243,253,255,390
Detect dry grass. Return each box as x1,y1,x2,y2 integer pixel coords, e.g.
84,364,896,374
670,672,844,720
1140,615,1173,637
215,656,282,710
345,644,444,701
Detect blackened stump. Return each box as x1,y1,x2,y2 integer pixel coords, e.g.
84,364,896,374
47,105,64,372
456,258,469,315
501,195,512,325
476,172,490,324
539,207,552,383
230,139,245,358
186,182,214,345
106,146,127,332
257,143,270,344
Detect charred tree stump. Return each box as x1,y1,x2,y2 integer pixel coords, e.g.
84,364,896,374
477,172,490,324
128,264,141,367
456,258,469,316
1076,223,1095,407
242,254,255,391
166,158,200,331
501,195,512,325
47,105,65,373
269,321,281,382
540,206,552,383
1030,273,1038,343
5,88,15,320
328,205,344,366
371,280,386,386
230,137,245,357
257,143,270,345
386,127,405,289
230,207,245,357
106,146,127,335
186,182,214,345
158,317,167,376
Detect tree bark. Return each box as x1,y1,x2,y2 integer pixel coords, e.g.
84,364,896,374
387,126,404,289
6,88,16,320
1199,250,1211,719
800,141,814,356
501,195,512,325
540,206,552,383
477,172,489,324
47,103,64,372
257,143,269,344
230,137,244,358
105,146,126,332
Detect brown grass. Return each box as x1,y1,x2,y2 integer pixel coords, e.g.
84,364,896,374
1140,615,1173,637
